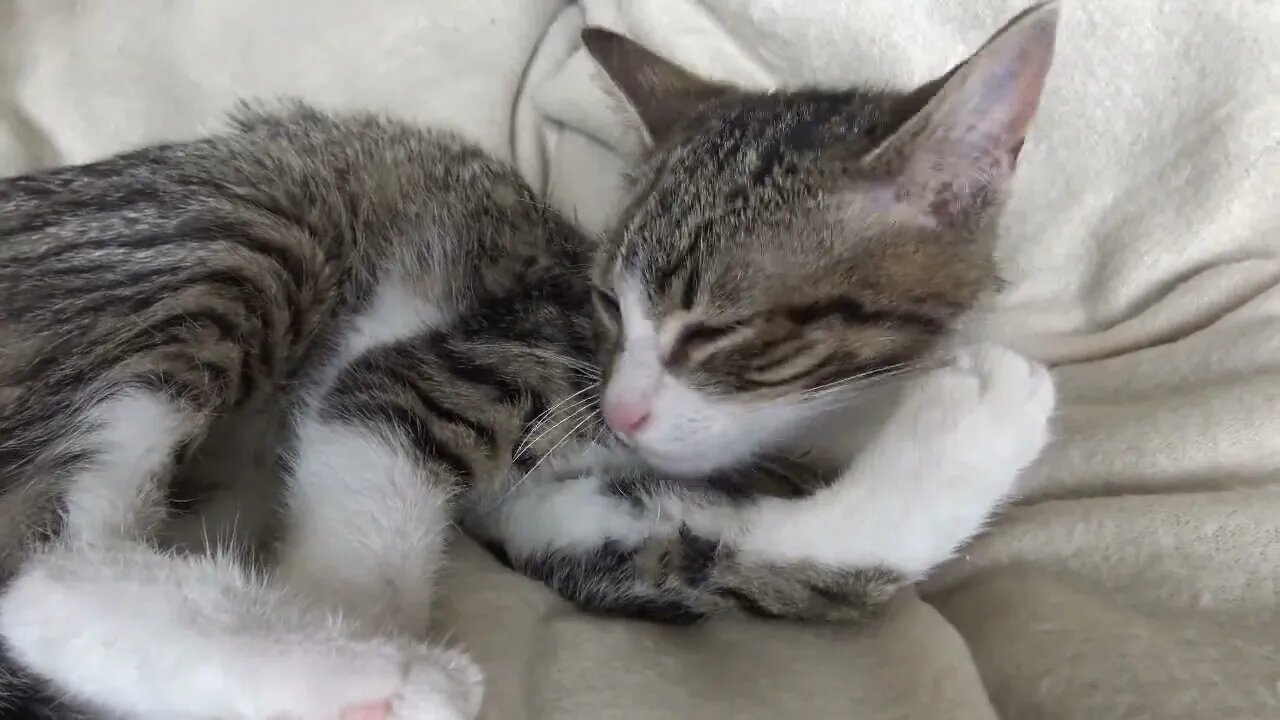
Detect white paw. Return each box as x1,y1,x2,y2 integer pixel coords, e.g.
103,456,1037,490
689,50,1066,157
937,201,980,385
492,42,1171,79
334,647,483,720
0,544,485,720
264,641,484,720
897,343,1056,478
725,345,1055,580
389,648,485,720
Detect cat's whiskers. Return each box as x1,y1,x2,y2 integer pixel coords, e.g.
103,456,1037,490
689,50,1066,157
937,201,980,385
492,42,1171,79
794,363,920,405
501,409,601,504
798,369,923,418
518,384,599,440
514,398,599,460
801,362,909,396
519,382,599,440
589,419,609,447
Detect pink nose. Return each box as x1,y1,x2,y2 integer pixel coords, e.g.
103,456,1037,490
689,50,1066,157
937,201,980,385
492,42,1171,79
604,401,651,436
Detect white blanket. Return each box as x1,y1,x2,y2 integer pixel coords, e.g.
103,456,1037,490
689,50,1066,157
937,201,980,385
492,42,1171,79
2,1,1278,718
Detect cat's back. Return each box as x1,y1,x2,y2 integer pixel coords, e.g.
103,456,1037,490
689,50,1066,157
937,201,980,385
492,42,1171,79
0,102,536,368
0,101,527,288
0,102,569,445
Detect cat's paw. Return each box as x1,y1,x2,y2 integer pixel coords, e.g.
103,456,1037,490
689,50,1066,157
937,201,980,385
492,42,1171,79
723,344,1054,583
238,638,482,720
709,557,903,623
390,649,485,720
339,648,483,720
898,343,1055,474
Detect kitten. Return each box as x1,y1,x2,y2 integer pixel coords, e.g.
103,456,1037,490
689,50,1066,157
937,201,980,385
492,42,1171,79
477,2,1061,619
0,4,1057,719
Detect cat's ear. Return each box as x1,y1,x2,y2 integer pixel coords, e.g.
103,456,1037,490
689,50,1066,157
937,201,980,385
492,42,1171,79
582,28,732,145
862,1,1059,230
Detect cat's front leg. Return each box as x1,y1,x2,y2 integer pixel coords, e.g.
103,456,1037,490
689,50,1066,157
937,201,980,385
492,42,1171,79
479,474,905,624
722,344,1055,589
584,344,1055,623
482,345,1052,624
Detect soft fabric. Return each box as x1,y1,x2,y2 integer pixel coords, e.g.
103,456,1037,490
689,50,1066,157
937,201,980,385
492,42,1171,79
0,0,566,171
2,1,1277,719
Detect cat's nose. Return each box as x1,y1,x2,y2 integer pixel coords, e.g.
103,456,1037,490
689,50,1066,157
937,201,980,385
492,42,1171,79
603,400,652,436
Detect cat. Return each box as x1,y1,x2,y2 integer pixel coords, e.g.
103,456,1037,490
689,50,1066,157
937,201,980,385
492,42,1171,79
474,2,1062,620
0,3,1057,719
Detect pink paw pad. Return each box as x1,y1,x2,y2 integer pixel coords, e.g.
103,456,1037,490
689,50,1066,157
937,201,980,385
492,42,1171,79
341,699,392,720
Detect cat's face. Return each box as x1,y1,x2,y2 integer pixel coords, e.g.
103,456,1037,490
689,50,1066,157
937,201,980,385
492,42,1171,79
583,4,1057,477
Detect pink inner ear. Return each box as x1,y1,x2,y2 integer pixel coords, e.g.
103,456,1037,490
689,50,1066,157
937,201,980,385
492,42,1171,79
943,4,1056,164
870,4,1057,229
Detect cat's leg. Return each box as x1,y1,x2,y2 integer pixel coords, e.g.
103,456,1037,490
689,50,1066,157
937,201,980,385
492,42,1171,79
701,343,1055,618
468,471,720,623
473,470,884,623
0,373,475,719
0,377,380,720
0,382,251,717
484,344,1054,623
0,531,473,720
271,341,485,720
634,344,1055,621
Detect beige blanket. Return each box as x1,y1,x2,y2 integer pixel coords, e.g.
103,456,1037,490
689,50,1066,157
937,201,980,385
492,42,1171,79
3,1,1278,718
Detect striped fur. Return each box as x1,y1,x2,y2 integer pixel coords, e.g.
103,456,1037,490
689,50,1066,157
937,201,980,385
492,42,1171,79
0,103,583,540
0,103,907,717
0,5,1058,716
0,103,601,717
491,5,1057,623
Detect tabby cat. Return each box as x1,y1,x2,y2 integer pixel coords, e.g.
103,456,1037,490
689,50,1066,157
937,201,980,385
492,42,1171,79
0,4,1057,719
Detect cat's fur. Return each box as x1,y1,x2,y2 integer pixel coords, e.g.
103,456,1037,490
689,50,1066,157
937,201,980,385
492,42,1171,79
474,1,1060,619
0,4,1057,719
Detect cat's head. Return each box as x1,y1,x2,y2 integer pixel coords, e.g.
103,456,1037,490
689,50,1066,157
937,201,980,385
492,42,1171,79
584,2,1058,477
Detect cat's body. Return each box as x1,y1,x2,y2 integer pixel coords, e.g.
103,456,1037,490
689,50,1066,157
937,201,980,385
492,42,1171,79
0,103,908,720
0,5,1059,719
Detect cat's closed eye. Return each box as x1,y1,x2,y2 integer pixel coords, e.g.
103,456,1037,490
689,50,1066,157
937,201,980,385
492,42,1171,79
676,320,747,347
666,321,750,365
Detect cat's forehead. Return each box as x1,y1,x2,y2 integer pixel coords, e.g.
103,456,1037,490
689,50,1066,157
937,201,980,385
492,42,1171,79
611,214,858,319
701,89,893,154
630,89,892,190
599,87,921,313
611,89,897,251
